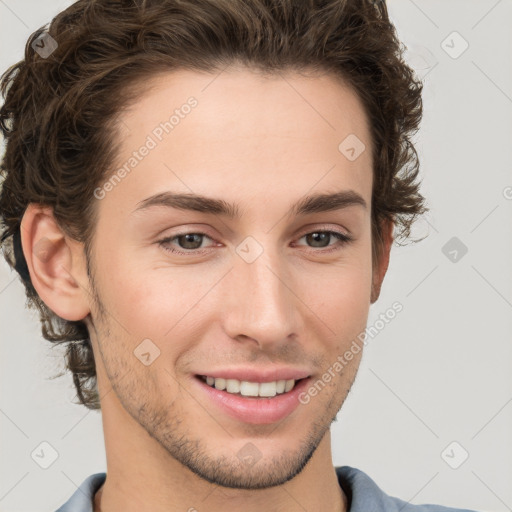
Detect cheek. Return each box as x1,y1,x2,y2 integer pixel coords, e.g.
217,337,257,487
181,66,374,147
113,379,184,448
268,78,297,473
301,257,373,349
318,273,370,327
97,250,213,351
92,245,172,338
303,238,373,302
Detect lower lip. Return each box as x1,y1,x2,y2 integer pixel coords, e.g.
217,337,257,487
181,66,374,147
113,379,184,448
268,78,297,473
193,375,311,425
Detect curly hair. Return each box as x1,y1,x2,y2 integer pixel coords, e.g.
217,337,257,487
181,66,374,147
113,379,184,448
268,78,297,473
0,0,426,410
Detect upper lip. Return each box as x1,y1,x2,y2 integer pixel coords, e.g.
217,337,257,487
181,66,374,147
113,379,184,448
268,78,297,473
196,367,311,383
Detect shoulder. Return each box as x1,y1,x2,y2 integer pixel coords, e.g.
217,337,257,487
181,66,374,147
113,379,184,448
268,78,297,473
335,466,478,512
54,473,106,512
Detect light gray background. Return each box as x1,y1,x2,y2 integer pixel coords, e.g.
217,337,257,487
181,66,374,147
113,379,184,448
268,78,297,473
1,1,511,511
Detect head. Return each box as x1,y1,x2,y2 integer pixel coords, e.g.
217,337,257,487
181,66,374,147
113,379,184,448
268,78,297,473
0,0,425,490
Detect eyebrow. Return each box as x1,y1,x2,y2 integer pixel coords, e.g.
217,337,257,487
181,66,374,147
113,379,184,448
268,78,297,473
132,190,367,218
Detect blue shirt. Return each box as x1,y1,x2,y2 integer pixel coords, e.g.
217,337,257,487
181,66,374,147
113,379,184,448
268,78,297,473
55,466,477,511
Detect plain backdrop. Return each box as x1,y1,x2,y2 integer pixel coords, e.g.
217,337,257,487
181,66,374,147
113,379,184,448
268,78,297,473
1,1,511,511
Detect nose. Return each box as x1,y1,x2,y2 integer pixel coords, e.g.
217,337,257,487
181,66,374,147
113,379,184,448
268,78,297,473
221,246,301,351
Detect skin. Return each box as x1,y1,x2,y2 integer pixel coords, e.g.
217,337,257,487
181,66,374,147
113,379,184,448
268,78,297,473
21,66,392,512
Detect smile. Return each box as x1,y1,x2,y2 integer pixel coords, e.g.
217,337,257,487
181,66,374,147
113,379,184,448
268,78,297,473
198,374,300,397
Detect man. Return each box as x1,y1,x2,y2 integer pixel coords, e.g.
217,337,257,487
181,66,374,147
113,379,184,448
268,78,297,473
0,0,477,511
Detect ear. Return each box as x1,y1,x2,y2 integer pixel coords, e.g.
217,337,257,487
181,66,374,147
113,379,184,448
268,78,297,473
19,204,91,321
370,217,394,304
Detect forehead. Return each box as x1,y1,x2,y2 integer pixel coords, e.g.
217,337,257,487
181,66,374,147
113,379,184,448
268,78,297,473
101,67,373,220
119,66,371,148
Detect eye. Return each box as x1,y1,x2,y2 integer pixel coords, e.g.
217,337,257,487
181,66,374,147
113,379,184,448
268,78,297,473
158,232,214,254
294,230,353,253
157,229,352,256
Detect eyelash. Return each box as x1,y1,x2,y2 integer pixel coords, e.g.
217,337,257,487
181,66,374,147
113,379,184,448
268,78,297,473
157,229,353,256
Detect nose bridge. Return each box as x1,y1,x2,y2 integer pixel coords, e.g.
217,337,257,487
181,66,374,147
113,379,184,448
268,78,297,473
223,241,299,346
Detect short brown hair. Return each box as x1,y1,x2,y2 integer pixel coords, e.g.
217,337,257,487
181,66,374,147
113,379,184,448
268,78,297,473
0,0,425,410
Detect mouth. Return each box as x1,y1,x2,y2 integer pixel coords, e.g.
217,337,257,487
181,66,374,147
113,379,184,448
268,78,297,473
193,374,312,424
195,374,307,398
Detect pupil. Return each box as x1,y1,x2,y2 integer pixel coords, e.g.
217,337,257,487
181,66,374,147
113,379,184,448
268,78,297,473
308,232,329,247
181,234,201,249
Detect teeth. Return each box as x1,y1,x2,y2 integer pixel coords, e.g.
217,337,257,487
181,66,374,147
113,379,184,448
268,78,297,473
214,378,226,390
285,379,296,392
258,382,277,397
226,379,241,393
202,376,297,397
241,381,260,396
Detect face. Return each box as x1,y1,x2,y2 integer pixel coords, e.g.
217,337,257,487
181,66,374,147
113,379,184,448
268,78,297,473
85,66,377,489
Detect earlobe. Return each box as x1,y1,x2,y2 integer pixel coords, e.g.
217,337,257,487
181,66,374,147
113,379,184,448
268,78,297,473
370,218,394,304
19,204,91,321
